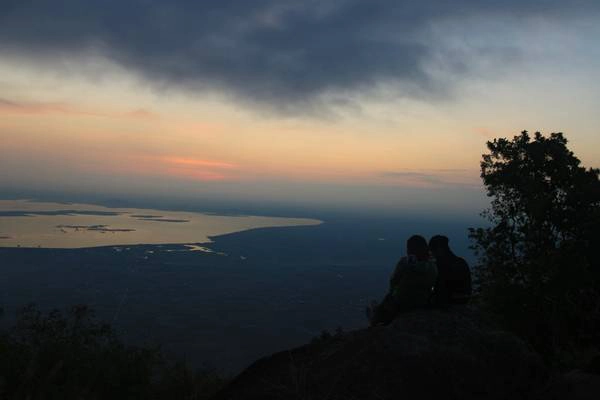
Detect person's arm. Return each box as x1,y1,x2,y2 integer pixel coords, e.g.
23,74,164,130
390,257,407,289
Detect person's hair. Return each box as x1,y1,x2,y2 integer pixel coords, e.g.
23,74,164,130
429,235,450,251
407,235,430,261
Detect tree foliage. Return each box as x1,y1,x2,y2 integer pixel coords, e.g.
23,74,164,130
470,131,600,362
0,304,226,399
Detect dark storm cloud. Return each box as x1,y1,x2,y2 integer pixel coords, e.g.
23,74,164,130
1,1,598,108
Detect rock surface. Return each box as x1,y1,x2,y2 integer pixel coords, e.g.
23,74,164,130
541,370,600,400
216,306,547,400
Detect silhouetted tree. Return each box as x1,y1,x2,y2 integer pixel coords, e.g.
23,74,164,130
470,131,600,364
0,304,226,399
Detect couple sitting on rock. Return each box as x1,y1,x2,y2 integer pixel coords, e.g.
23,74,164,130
367,234,471,326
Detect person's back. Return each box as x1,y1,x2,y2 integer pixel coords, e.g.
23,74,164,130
429,235,472,305
390,255,438,311
435,252,471,304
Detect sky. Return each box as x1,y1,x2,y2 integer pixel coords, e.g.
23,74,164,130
1,0,599,216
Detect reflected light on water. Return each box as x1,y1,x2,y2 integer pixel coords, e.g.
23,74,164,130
0,200,321,249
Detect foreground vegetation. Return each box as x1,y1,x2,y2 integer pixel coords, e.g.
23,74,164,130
470,131,600,368
0,305,226,399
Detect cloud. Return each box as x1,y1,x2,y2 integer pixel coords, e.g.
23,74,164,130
159,156,238,181
161,157,236,170
381,171,445,185
0,98,74,115
0,97,158,119
380,169,478,187
1,1,598,111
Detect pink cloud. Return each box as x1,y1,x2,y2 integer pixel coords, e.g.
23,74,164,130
0,98,75,115
124,108,159,120
161,157,236,169
157,156,238,181
0,98,158,120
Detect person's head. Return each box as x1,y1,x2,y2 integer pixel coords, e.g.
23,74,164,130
406,235,429,261
429,235,450,257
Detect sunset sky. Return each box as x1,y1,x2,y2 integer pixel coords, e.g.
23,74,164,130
1,1,599,215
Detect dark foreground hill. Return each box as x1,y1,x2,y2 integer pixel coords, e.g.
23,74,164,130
216,306,548,400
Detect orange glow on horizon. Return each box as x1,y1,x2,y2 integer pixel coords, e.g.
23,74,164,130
1,55,598,194
161,157,236,169
153,157,239,182
165,168,229,181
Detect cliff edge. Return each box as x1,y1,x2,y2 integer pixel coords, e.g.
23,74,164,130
216,306,547,400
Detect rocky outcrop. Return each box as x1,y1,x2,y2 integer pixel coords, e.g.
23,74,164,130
541,370,600,400
216,306,547,400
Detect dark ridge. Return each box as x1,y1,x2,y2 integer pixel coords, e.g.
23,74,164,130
56,224,136,232
138,218,190,223
88,227,136,232
215,306,547,400
56,224,109,229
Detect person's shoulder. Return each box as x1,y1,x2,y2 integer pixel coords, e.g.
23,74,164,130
396,255,415,268
453,255,470,270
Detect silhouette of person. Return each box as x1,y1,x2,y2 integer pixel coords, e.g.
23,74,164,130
367,235,437,326
429,235,472,305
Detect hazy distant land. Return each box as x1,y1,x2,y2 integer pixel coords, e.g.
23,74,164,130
0,197,480,372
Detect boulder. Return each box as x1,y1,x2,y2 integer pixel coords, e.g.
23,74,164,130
216,306,547,400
